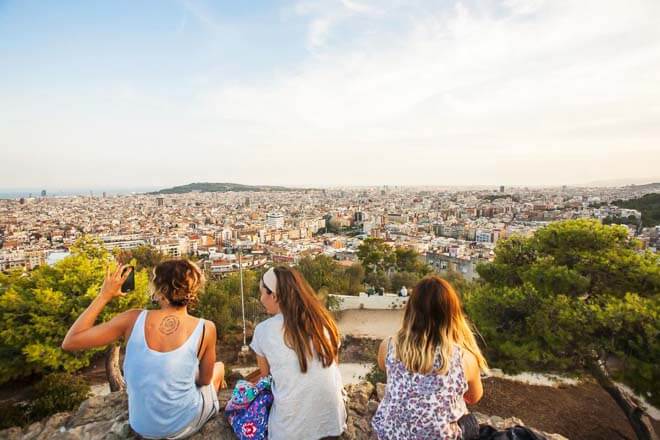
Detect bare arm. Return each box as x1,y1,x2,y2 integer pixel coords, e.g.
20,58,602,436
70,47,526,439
462,349,484,404
196,321,217,387
377,337,389,372
61,265,134,352
256,354,270,378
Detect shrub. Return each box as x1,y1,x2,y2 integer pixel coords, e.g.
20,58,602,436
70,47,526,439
0,401,29,429
29,373,91,420
363,363,386,387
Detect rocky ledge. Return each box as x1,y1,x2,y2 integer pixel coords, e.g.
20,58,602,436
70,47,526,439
0,382,568,439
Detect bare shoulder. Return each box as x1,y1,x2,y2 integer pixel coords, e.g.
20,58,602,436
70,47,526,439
118,309,143,323
203,319,217,336
461,348,479,377
379,335,395,353
120,309,144,340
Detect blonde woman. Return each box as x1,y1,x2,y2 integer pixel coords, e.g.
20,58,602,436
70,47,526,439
372,275,488,440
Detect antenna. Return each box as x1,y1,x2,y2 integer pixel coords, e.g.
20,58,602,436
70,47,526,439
238,243,249,354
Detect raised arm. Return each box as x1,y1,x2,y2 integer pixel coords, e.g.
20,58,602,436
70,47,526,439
462,349,484,405
61,265,136,352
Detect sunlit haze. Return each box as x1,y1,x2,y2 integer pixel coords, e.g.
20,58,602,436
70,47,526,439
1,0,659,189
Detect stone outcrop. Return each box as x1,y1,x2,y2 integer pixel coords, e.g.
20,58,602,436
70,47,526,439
0,382,568,440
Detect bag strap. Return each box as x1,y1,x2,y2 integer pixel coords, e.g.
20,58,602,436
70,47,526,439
197,321,205,358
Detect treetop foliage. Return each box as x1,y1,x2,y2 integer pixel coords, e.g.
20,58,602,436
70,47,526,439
0,236,149,384
466,219,660,405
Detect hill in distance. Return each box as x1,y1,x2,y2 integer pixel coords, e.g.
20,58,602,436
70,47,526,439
149,182,309,195
613,192,660,227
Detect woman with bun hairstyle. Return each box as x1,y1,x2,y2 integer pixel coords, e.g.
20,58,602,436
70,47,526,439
250,266,346,440
62,260,225,439
372,275,488,440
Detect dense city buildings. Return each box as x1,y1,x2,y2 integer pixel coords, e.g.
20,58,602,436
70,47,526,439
1,184,658,281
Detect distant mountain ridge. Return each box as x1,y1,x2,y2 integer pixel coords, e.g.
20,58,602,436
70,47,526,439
623,182,660,191
149,182,305,194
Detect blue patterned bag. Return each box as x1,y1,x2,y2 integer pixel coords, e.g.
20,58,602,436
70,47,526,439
225,375,273,440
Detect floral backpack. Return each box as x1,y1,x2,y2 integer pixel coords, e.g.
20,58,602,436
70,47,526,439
225,375,273,440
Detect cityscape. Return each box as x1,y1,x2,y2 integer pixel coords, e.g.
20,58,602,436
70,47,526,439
2,0,660,438
2,182,658,279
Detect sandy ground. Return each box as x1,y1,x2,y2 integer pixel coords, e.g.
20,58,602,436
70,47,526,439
339,363,372,385
336,309,403,339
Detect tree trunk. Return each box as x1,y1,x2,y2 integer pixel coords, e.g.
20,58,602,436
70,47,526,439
105,343,125,392
587,357,658,440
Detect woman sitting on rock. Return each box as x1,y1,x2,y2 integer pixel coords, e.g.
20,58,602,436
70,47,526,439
372,275,488,440
62,260,225,439
250,266,346,440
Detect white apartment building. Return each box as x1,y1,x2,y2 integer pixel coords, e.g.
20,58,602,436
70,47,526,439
266,212,284,229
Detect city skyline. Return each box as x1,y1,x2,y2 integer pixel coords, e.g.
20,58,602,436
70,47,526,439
2,0,660,188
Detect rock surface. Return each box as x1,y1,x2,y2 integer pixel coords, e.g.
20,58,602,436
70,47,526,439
0,382,568,439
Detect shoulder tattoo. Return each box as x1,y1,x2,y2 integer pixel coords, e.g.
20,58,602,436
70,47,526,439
159,315,180,335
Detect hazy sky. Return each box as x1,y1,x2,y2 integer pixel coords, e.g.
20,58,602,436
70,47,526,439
1,0,659,189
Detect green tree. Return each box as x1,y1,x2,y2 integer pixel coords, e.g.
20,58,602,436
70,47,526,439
466,220,660,440
357,238,395,275
0,237,149,384
365,270,391,292
612,193,660,227
114,244,165,271
296,255,346,293
390,271,420,292
295,256,365,295
344,263,366,295
194,270,260,336
394,247,432,275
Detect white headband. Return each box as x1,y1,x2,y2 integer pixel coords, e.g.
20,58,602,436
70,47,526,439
262,267,278,294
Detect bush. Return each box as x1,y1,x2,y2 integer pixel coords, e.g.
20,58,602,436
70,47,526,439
363,363,386,387
29,373,91,420
0,401,29,429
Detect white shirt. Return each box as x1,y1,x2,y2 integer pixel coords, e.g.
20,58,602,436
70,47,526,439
250,314,347,440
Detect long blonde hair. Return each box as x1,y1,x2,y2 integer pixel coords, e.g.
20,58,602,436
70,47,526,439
395,275,488,374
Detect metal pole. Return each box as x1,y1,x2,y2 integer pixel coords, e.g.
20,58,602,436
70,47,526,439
238,244,247,348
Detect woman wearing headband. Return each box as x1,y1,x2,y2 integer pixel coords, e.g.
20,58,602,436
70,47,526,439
250,266,346,440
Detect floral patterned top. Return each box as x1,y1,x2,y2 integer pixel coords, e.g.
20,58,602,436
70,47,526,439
372,338,468,440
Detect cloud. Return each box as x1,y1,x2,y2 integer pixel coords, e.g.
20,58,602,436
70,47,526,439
199,0,660,162
2,0,659,187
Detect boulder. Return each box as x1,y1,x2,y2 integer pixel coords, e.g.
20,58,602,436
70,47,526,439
0,382,568,440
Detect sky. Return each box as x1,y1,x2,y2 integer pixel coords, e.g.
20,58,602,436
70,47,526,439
1,0,659,190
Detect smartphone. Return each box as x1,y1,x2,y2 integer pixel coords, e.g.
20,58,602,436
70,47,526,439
121,266,135,293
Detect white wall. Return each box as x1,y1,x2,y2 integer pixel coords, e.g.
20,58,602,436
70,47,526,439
331,293,408,311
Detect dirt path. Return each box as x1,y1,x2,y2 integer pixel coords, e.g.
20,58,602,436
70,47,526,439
473,376,660,440
336,309,403,339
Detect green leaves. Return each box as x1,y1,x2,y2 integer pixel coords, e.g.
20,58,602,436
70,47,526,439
467,220,660,406
0,236,149,384
296,255,365,295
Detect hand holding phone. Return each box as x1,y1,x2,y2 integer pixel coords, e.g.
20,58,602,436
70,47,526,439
100,265,133,299
121,266,135,293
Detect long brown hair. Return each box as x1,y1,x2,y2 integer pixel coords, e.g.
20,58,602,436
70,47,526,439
396,275,488,374
270,266,340,373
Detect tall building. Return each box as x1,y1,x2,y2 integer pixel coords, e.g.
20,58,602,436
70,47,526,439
157,197,164,207
41,189,47,197
499,185,505,193
266,212,284,229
